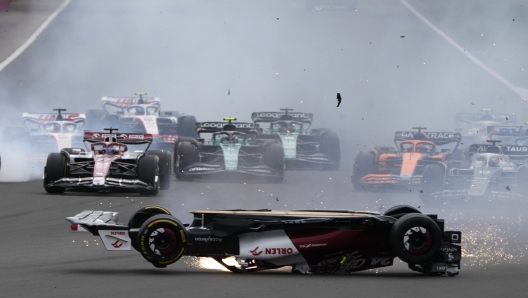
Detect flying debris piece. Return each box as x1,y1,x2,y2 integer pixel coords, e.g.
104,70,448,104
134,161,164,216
506,186,510,191
276,197,279,201
471,102,475,105
506,117,509,120
228,89,230,95
336,93,342,107
417,206,421,208
420,190,423,193
400,35,405,38
277,18,279,20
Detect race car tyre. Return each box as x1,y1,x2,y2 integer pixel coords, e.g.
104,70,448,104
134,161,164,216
138,214,187,268
352,151,375,191
177,115,198,138
138,155,160,196
84,109,106,131
384,205,421,218
173,137,195,173
148,150,171,190
128,206,172,251
390,213,442,264
320,132,340,170
175,142,197,181
264,144,285,183
43,153,67,194
419,164,445,204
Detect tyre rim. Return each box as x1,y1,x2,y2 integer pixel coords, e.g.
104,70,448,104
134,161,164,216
149,227,178,256
403,226,432,255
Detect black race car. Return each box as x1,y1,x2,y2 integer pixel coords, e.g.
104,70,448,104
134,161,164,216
66,204,461,276
173,118,284,182
251,109,340,170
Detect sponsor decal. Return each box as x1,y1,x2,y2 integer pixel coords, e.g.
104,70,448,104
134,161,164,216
441,247,459,253
257,112,308,118
307,157,329,161
202,122,254,128
400,132,456,139
188,167,216,171
316,251,392,270
299,243,327,249
504,146,528,152
264,248,294,255
250,246,263,256
111,231,126,236
111,239,123,248
194,236,222,243
57,135,69,140
128,134,144,139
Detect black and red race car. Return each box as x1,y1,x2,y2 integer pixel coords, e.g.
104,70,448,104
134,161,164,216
66,204,461,276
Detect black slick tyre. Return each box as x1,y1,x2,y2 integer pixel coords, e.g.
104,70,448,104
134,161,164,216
148,150,171,190
320,132,340,170
43,153,67,194
420,164,445,204
138,155,159,196
177,116,198,138
175,142,197,181
352,151,375,191
128,206,171,251
390,213,442,264
264,144,285,183
138,214,187,268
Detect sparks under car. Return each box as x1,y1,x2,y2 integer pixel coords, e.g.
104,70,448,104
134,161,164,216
43,129,171,195
66,204,461,276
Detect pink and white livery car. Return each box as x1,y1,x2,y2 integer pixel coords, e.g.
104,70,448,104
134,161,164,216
43,128,172,195
85,92,197,151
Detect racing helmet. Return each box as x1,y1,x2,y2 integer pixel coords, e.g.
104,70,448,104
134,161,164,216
488,156,500,167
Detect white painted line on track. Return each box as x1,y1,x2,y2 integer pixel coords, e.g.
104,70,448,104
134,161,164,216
400,0,528,100
0,0,71,72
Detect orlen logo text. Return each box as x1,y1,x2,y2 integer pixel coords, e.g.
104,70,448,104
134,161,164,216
265,248,293,255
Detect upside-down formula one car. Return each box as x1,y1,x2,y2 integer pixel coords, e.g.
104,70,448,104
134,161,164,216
2,108,85,164
85,92,198,151
66,204,462,276
173,118,284,182
43,128,171,195
251,109,340,170
352,127,462,191
420,140,528,202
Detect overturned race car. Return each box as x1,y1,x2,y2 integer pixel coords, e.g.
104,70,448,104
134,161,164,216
66,204,461,276
43,128,171,195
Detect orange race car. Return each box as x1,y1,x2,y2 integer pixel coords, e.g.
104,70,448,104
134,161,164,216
352,127,462,191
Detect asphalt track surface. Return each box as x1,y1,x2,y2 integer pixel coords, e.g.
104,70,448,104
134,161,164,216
1,1,528,297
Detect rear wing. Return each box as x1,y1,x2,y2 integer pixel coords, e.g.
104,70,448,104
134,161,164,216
22,112,86,123
502,145,528,158
394,131,462,145
102,96,160,107
251,111,313,124
66,210,131,251
487,126,527,138
195,122,260,134
469,144,528,158
83,132,153,144
455,113,516,124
